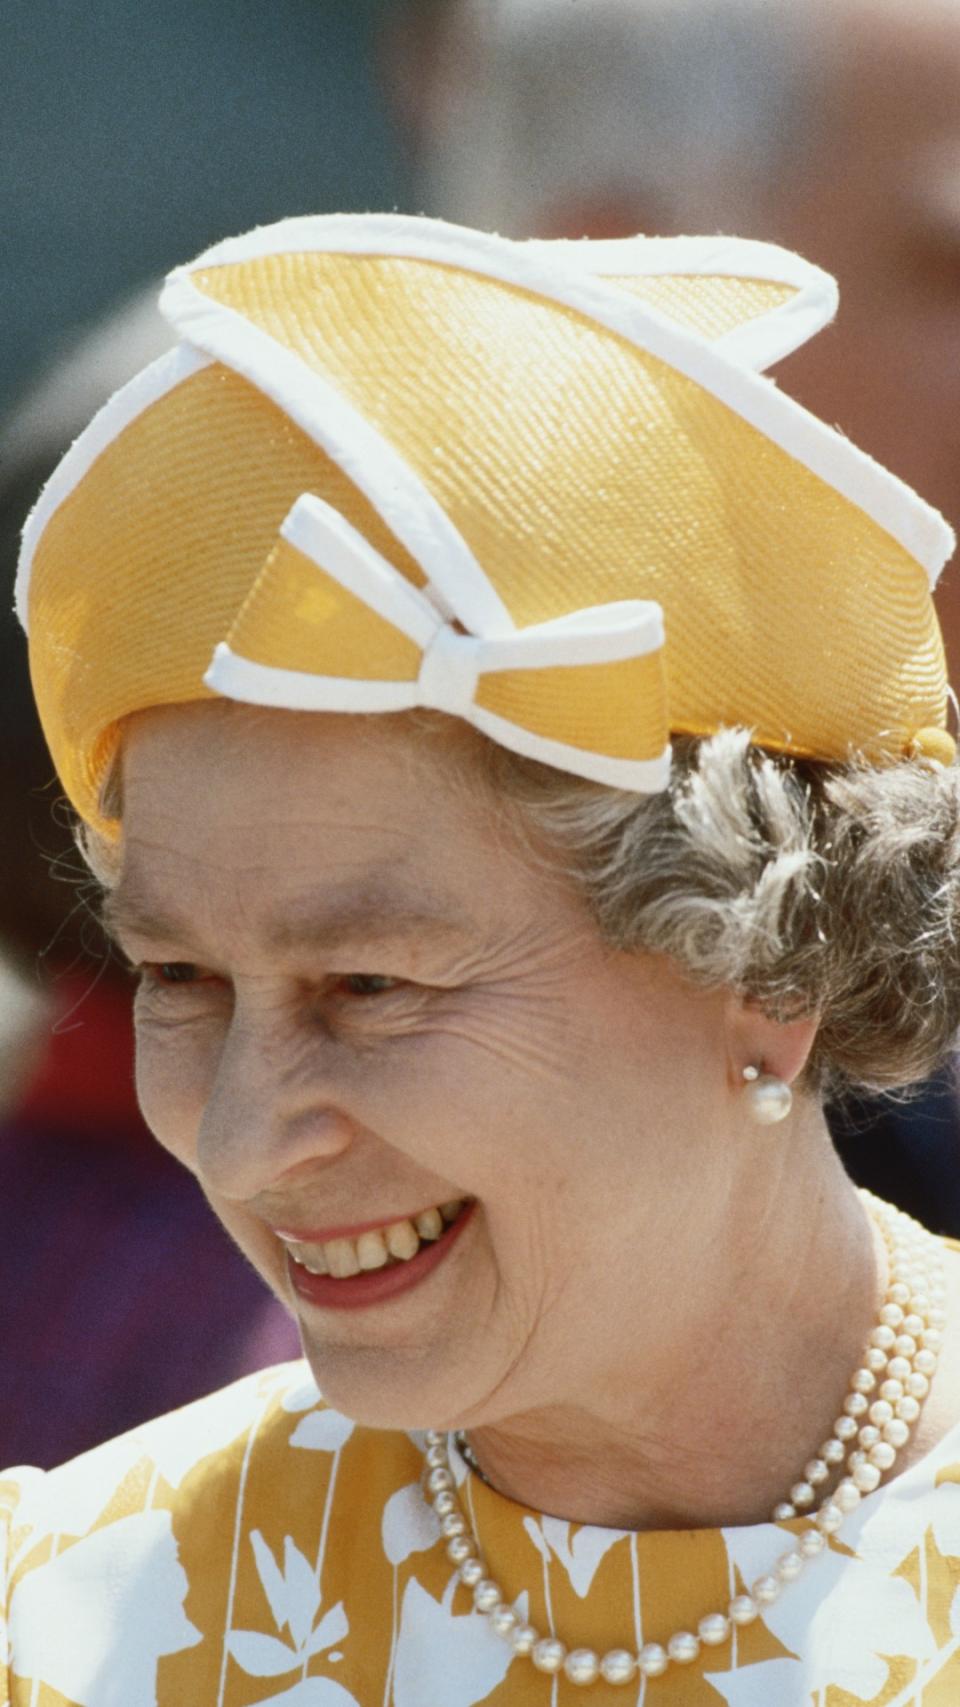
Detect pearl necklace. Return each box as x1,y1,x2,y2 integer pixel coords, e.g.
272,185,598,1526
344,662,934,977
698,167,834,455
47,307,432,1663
420,1192,946,1687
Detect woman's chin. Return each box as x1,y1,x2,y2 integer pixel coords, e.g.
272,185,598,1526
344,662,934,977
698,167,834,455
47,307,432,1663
297,1334,496,1434
297,1338,424,1426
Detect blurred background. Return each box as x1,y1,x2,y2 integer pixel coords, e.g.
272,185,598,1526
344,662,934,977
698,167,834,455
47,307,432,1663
3,0,960,1467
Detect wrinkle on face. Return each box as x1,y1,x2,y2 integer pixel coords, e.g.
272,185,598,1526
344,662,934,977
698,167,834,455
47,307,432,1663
114,700,741,1435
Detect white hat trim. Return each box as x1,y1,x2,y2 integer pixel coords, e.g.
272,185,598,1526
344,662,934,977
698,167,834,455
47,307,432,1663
280,495,439,651
205,643,672,795
162,272,516,639
188,217,836,372
211,492,669,790
526,231,839,371
15,343,211,629
283,493,666,663
180,213,954,584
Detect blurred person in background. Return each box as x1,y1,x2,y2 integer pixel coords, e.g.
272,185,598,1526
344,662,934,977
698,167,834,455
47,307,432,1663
398,0,960,1230
0,300,298,1468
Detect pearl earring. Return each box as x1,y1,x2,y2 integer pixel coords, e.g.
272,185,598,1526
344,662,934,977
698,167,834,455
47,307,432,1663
742,1064,793,1125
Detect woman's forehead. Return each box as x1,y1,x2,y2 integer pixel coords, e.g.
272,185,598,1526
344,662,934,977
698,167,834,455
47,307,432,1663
122,699,479,820
114,701,533,941
102,863,479,958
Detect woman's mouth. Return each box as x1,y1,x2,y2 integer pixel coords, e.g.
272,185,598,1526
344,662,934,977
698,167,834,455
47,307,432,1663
284,1199,476,1312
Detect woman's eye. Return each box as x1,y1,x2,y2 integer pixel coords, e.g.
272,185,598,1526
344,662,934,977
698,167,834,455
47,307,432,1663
335,973,401,997
139,962,205,986
132,965,403,997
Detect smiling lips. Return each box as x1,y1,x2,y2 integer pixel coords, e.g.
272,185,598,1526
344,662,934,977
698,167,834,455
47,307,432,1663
284,1199,478,1312
278,1198,467,1278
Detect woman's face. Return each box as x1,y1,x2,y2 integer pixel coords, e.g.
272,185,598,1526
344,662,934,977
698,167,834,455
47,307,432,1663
111,701,737,1430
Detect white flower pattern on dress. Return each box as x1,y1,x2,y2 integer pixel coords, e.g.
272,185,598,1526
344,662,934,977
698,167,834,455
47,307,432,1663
713,1454,960,1706
393,1575,526,1707
381,1484,442,1569
226,1531,356,1702
8,1511,200,1706
3,1357,960,1707
288,1410,355,1455
522,1513,629,1598
6,1448,143,1562
247,1683,362,1706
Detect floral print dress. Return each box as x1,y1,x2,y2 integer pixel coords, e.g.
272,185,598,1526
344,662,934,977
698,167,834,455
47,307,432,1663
2,1357,960,1706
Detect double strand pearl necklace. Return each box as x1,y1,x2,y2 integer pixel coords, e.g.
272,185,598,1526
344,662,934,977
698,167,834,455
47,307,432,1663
420,1193,946,1688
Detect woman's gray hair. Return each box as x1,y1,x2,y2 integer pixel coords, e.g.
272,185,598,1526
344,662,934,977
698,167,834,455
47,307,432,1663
84,720,960,1098
484,727,960,1096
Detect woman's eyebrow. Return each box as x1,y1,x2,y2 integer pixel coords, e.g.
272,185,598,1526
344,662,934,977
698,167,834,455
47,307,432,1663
99,886,471,953
264,904,470,954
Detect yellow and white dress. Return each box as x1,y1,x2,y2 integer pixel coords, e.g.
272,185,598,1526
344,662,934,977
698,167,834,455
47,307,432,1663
2,1358,960,1706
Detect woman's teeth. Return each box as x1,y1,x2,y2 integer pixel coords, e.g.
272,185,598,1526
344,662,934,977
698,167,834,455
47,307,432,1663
288,1199,465,1278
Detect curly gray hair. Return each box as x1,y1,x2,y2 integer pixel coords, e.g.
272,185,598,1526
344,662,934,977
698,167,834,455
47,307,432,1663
84,718,960,1098
483,727,960,1096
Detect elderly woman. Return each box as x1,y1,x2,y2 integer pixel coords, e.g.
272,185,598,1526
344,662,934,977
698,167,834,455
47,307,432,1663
3,215,960,1705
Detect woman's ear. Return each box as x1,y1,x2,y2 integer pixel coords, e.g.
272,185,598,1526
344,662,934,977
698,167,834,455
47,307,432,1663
723,991,820,1092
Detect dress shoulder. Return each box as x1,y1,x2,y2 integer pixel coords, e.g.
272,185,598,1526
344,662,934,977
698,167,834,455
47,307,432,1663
2,1357,312,1532
1,1359,424,1707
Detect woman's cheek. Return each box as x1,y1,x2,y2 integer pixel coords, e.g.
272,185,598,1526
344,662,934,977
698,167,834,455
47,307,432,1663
133,1007,220,1170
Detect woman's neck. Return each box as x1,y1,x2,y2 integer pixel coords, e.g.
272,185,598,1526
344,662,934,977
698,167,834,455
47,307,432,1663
458,1130,888,1530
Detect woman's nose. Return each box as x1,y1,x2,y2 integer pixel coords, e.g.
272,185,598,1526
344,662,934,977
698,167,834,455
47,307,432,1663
195,1010,355,1202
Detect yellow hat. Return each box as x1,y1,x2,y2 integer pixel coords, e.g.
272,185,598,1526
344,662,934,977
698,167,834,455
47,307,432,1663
15,215,956,838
